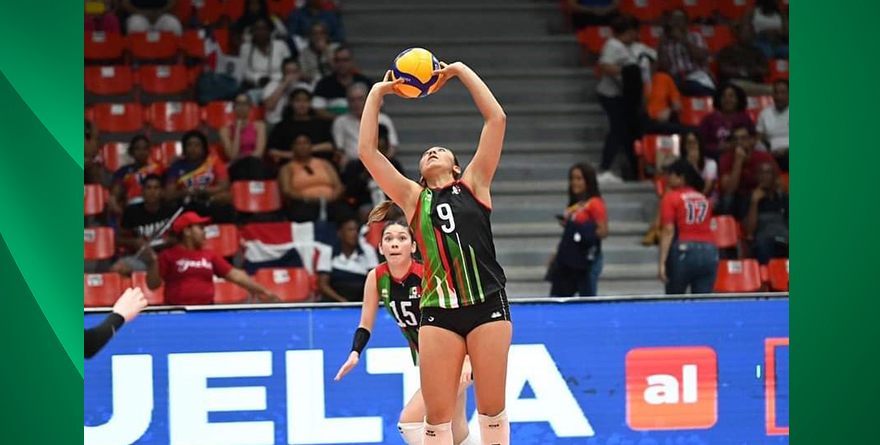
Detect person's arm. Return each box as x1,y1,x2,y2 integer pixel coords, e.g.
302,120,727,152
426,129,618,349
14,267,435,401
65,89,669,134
358,72,422,220
116,227,145,252
278,164,306,200
263,79,290,112
85,287,149,358
334,270,380,380
254,121,267,158
145,248,163,290
325,161,345,201
744,188,765,241
721,147,747,193
658,222,675,283
219,125,239,160
224,268,280,302
318,273,348,302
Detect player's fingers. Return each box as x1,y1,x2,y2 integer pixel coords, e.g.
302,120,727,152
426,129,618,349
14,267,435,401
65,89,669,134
383,70,392,82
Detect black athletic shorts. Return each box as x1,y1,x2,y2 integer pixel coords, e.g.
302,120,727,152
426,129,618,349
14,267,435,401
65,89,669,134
419,290,512,338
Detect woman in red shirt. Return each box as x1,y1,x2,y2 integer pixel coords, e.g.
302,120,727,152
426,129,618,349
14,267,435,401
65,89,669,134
145,212,280,305
659,159,719,294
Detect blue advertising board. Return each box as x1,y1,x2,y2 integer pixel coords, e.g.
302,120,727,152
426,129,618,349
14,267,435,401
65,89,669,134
85,297,789,444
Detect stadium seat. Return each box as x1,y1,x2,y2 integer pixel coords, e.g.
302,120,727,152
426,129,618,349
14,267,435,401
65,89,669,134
767,258,789,291
768,59,789,82
147,101,201,133
691,25,734,53
634,134,680,179
101,142,133,172
203,224,240,258
255,268,312,302
710,215,739,249
131,271,165,305
181,29,208,60
746,95,774,122
673,0,713,20
213,28,231,54
267,0,296,18
718,0,755,21
84,227,115,260
137,65,190,99
619,0,665,22
640,25,664,49
84,184,107,216
93,103,144,134
714,259,762,293
193,0,225,25
152,141,183,167
680,96,714,126
173,0,193,24
202,101,261,129
84,273,124,307
225,0,246,21
85,66,134,100
127,31,180,62
232,180,282,213
85,31,125,62
576,26,612,55
214,276,250,304
365,221,386,249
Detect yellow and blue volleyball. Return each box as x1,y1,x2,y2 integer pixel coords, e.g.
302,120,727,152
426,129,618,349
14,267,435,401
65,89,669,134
390,48,441,98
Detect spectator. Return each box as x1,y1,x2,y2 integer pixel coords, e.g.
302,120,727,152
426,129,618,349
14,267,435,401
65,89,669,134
643,64,692,135
657,9,714,96
262,58,312,127
342,125,405,221
121,0,182,36
747,0,789,59
277,132,348,222
85,120,103,185
145,211,280,305
286,0,344,47
717,21,771,95
298,21,339,84
658,159,718,294
333,83,400,168
719,124,778,219
698,83,752,160
110,135,165,216
267,88,335,170
165,130,235,223
548,163,608,297
220,93,269,181
567,0,619,28
109,174,178,275
596,16,639,183
240,16,293,89
312,46,372,119
745,162,788,264
85,0,121,32
757,80,789,171
317,216,379,302
235,0,289,47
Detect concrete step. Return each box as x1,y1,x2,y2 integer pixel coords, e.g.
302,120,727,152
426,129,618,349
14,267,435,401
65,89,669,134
386,102,602,118
490,179,656,196
396,119,604,143
491,200,652,223
495,236,658,267
505,278,665,298
505,262,658,282
493,221,650,238
397,152,600,172
380,80,594,108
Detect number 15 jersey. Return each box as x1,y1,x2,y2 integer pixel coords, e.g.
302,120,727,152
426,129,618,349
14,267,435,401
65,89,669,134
411,180,506,309
376,261,424,364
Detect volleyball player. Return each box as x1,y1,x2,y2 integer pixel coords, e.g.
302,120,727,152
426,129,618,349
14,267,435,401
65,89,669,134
358,63,511,445
334,215,476,445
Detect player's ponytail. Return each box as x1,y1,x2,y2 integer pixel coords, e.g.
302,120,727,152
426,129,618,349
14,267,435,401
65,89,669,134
368,201,401,225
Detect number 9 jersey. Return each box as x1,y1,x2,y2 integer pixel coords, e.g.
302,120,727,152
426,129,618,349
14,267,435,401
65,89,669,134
376,261,424,365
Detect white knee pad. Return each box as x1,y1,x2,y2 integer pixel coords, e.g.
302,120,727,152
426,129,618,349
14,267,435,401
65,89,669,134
478,410,509,445
423,420,454,445
398,422,423,445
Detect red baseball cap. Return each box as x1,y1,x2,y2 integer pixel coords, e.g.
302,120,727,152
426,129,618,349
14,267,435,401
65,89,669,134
172,211,211,234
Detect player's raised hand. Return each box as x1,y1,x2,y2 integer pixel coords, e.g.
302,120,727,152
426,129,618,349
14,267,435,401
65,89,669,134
431,61,462,94
334,351,361,381
113,287,148,322
372,70,405,97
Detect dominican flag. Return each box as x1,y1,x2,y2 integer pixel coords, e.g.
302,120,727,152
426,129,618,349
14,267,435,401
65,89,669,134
240,221,336,275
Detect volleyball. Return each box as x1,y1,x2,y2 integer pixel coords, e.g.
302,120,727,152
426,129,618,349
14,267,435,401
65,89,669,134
390,48,441,98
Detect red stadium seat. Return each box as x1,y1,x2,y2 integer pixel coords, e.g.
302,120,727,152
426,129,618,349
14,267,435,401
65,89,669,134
182,29,208,59
714,259,762,293
94,103,144,133
255,268,312,302
131,271,165,305
214,276,250,304
267,0,296,18
768,59,789,82
225,0,246,21
85,66,134,97
84,227,115,260
147,101,201,133
128,31,180,61
746,95,774,122
152,141,183,167
365,221,386,249
196,0,225,25
673,0,714,20
203,224,240,258
84,273,124,307
84,184,107,216
640,25,664,49
767,258,789,291
619,0,665,23
710,216,739,249
718,0,755,20
691,25,734,53
201,101,261,129
173,0,193,23
137,65,190,96
634,134,680,179
85,31,125,62
232,180,282,213
101,142,133,172
576,26,612,55
680,96,714,126
213,28,231,54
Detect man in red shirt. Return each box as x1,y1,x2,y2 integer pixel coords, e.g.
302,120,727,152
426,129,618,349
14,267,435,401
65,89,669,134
719,124,778,220
145,212,280,305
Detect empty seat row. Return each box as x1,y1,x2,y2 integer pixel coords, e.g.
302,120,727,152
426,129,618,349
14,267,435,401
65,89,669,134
715,258,789,292
86,101,263,135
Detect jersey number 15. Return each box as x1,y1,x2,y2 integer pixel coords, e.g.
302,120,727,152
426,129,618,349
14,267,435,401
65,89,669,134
389,301,418,327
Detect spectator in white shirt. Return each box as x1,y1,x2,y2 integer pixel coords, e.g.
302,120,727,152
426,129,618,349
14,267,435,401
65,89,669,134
596,16,638,184
317,216,379,302
757,80,789,171
240,16,292,89
262,57,313,126
332,83,399,168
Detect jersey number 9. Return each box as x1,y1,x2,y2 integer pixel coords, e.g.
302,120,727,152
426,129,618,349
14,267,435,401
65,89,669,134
437,203,456,234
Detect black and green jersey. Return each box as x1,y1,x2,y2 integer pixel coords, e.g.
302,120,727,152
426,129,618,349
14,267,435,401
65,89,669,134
376,261,424,364
410,180,506,309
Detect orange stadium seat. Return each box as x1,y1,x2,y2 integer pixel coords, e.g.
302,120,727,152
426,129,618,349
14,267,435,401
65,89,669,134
84,184,107,216
214,276,250,304
147,101,201,133
131,271,165,305
232,180,282,213
673,0,714,20
576,26,612,55
767,258,789,291
94,103,144,133
85,273,124,307
137,65,190,96
182,29,208,59
128,31,180,61
365,221,386,249
255,268,312,302
718,0,755,21
267,0,296,18
84,227,115,260
225,0,246,21
691,25,734,53
634,134,680,179
85,66,134,97
715,259,762,293
640,25,664,48
101,142,133,172
619,0,665,23
746,95,774,122
680,96,714,126
203,224,240,258
152,141,183,167
710,216,739,249
196,0,226,25
85,31,125,62
202,101,261,129
768,59,789,82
